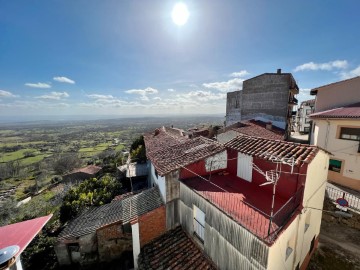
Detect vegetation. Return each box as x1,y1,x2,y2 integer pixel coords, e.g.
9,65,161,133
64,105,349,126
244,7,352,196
130,135,146,163
59,175,122,223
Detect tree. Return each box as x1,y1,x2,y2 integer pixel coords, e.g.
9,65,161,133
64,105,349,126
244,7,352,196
59,175,122,223
53,154,82,175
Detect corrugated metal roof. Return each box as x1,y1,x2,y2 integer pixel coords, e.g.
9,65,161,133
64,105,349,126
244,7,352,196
0,215,52,256
310,102,360,119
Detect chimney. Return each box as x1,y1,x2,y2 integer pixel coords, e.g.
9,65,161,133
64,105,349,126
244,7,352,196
266,122,272,130
277,69,281,74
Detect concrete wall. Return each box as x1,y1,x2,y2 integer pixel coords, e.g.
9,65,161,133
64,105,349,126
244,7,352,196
311,119,360,190
267,151,328,270
225,73,297,133
226,90,242,126
314,76,360,112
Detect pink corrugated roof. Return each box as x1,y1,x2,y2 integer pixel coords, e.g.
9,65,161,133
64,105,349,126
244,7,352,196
0,214,52,256
310,102,360,119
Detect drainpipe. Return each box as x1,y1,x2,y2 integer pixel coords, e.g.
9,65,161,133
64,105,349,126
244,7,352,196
324,119,330,150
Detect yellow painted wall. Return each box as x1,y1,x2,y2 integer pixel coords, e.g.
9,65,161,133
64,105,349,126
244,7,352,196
311,119,360,189
267,151,328,270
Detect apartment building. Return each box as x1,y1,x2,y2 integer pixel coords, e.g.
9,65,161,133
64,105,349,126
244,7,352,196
296,99,315,134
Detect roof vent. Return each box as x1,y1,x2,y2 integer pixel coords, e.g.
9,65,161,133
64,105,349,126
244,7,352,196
277,69,281,74
0,245,19,268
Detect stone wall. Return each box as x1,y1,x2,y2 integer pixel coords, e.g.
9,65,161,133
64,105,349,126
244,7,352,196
97,221,132,262
226,90,242,126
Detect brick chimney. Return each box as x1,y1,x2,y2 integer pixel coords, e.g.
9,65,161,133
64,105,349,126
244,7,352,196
277,69,281,74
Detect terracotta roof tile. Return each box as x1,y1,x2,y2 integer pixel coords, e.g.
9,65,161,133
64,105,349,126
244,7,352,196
225,134,321,166
138,226,217,270
148,136,225,176
232,120,285,140
58,187,163,240
309,102,360,119
71,165,102,175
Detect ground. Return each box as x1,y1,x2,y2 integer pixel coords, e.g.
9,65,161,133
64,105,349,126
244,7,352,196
308,198,360,270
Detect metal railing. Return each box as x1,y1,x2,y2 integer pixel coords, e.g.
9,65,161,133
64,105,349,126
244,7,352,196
325,185,360,211
193,217,205,242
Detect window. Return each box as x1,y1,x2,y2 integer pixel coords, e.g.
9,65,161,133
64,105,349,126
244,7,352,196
329,159,342,173
237,153,253,182
304,211,311,232
305,118,311,124
285,234,296,261
193,205,205,242
339,127,360,141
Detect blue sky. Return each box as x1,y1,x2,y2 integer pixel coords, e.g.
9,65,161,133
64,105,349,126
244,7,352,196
0,0,359,119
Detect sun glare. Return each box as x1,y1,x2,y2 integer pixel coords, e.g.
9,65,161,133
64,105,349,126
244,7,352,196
171,3,189,26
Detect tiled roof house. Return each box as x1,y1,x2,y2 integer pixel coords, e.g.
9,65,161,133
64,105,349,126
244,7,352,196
142,126,330,270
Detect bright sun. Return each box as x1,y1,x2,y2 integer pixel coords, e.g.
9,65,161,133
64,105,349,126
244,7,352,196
171,3,189,26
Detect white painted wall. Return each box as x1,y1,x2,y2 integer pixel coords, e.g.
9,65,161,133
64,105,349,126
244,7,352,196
131,222,140,270
150,163,166,202
205,151,227,172
237,153,253,182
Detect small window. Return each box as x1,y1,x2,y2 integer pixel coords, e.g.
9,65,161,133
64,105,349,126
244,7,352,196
339,127,360,141
193,205,205,242
329,159,342,173
285,235,296,261
304,211,311,232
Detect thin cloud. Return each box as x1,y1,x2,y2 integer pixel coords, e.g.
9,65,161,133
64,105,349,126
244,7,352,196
340,65,360,79
25,82,51,88
125,87,159,95
203,78,244,92
153,97,162,101
36,91,69,100
87,94,115,99
167,88,175,92
0,90,17,98
53,76,75,84
229,70,250,78
294,60,348,72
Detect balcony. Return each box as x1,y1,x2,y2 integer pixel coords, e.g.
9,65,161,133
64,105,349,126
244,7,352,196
180,173,303,244
288,96,298,105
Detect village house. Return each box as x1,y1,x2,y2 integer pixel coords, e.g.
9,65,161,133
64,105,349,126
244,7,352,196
141,130,329,270
225,69,299,138
55,187,165,268
117,162,148,191
310,76,360,191
0,215,52,270
62,165,102,183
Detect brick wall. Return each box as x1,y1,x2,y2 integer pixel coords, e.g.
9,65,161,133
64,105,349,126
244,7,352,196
138,205,166,247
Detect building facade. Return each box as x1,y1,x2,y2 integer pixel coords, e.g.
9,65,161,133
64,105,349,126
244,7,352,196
296,99,315,134
225,69,299,138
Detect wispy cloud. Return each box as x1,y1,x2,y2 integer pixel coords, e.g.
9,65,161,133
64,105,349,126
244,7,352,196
125,87,159,95
53,76,75,84
25,82,51,88
167,88,175,92
87,94,114,99
0,90,17,98
153,97,162,101
340,65,360,79
203,78,244,92
229,70,250,78
294,60,348,72
36,91,69,100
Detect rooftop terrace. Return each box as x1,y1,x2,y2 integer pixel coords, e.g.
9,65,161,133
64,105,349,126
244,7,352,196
181,173,303,243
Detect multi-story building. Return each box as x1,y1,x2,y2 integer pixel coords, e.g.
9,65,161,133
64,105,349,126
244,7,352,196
143,126,329,270
226,69,299,138
310,76,360,191
296,99,315,134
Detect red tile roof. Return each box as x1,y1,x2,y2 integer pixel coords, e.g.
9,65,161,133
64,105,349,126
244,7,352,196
138,226,217,270
225,134,321,166
144,126,188,155
0,215,52,257
310,76,360,95
309,102,360,119
72,165,102,175
232,120,285,140
148,136,225,176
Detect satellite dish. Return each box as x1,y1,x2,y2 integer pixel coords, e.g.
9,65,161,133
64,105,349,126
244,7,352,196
0,245,19,265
